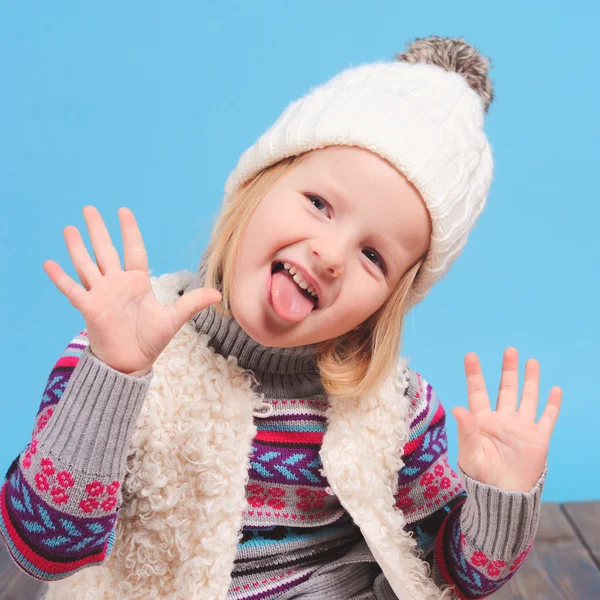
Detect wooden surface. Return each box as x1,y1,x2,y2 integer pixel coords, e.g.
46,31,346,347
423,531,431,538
493,502,600,599
1,501,599,599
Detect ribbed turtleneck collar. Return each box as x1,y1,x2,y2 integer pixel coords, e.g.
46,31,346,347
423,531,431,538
182,250,325,400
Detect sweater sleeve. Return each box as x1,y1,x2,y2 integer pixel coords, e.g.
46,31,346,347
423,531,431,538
398,371,546,599
0,330,153,581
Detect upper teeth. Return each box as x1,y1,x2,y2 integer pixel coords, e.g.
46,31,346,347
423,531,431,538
283,263,318,299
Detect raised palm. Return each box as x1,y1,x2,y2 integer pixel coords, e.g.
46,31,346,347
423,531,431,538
43,206,221,377
451,348,562,493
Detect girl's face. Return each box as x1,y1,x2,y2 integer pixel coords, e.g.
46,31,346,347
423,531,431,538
229,145,431,348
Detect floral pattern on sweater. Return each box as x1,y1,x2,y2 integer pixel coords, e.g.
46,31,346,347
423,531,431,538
0,331,543,598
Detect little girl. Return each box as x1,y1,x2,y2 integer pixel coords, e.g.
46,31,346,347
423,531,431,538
0,36,561,600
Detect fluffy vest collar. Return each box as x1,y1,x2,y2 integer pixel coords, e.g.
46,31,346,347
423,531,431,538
44,271,455,600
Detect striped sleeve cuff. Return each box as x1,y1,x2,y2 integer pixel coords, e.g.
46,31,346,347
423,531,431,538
457,461,548,559
35,345,153,481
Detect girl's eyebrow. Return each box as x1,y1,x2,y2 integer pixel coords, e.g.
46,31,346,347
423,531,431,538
375,218,415,275
319,179,348,208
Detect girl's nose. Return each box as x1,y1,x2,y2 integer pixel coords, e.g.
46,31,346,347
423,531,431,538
310,241,345,278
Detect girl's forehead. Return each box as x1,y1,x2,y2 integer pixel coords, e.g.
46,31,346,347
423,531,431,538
301,145,381,169
292,147,413,201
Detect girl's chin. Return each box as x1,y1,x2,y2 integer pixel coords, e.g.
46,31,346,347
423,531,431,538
236,309,318,348
233,304,288,342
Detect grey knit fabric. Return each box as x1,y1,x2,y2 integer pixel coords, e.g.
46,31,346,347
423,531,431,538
275,540,394,600
457,462,546,559
36,344,153,480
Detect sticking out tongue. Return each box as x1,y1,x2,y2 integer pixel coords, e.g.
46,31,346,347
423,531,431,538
270,270,314,322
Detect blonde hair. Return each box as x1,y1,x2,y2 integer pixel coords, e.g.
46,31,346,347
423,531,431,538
204,153,426,401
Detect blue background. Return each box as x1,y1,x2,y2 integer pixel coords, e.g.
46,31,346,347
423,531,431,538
1,2,597,502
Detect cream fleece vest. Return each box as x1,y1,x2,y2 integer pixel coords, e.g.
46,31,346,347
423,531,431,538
43,271,456,600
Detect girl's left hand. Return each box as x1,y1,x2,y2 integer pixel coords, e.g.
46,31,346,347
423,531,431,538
451,347,562,493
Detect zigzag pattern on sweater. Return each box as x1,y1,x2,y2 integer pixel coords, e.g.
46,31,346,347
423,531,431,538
0,326,537,599
0,331,118,579
6,468,114,554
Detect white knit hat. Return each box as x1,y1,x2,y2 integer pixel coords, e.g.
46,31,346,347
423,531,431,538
223,36,495,309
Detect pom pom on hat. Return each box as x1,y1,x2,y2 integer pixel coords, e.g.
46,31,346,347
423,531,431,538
396,35,494,113
224,35,495,309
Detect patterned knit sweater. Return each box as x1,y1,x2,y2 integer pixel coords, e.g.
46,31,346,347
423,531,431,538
0,268,546,599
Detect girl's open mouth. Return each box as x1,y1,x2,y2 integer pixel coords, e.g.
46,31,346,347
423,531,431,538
269,262,318,322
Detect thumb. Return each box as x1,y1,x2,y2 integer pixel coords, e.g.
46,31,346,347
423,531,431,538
167,288,222,331
451,406,480,448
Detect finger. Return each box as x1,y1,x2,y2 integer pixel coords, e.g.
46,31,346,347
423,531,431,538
496,347,519,412
82,206,123,274
464,352,491,414
166,287,222,332
453,406,480,441
43,260,88,311
63,225,103,290
452,406,481,455
538,386,562,439
518,358,540,421
119,208,149,272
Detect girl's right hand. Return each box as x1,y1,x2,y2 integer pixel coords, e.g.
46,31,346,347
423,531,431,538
43,206,222,377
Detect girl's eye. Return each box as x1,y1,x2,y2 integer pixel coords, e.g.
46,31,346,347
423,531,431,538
306,194,385,273
363,249,386,272
307,194,330,217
